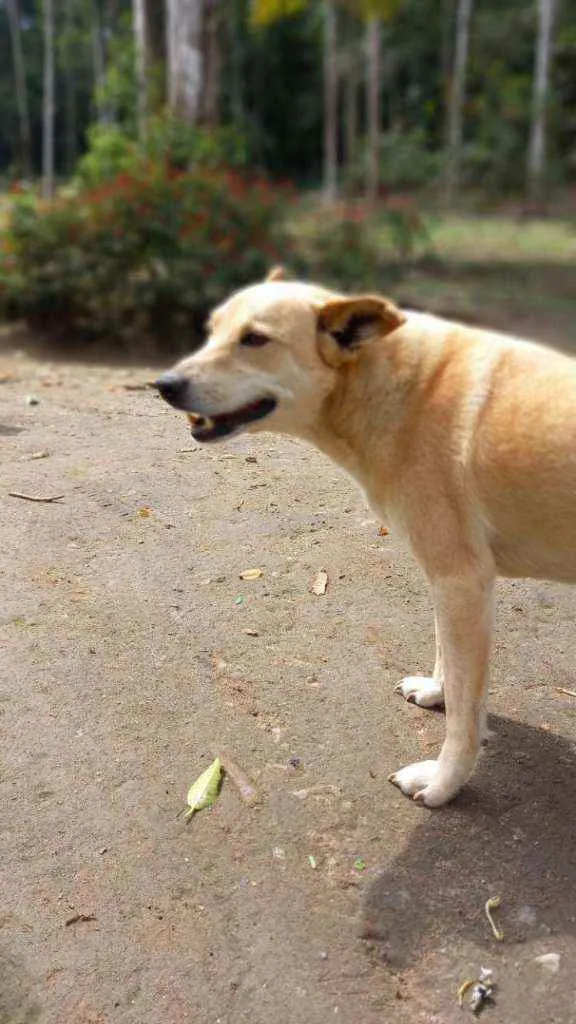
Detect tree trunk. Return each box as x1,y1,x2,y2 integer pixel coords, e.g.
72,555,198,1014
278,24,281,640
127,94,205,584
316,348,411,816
6,0,31,176
527,0,556,203
441,0,454,147
42,0,55,199
365,16,381,203
229,0,244,126
201,0,221,126
322,0,338,202
167,0,204,123
91,0,110,123
133,0,166,135
133,0,148,134
63,0,77,173
344,51,358,181
445,0,472,201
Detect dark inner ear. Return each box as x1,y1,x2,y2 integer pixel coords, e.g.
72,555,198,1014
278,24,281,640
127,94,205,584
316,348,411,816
330,313,380,349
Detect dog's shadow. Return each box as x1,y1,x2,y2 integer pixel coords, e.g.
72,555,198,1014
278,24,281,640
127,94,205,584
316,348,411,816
362,715,576,964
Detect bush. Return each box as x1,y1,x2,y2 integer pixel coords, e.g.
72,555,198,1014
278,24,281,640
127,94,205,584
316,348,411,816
291,199,432,291
0,162,290,347
344,128,443,195
74,119,251,191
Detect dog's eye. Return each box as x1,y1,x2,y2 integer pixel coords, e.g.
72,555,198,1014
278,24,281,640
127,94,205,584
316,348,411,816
241,331,270,349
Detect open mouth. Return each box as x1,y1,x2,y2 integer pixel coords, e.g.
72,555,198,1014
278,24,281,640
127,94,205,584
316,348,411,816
187,397,277,442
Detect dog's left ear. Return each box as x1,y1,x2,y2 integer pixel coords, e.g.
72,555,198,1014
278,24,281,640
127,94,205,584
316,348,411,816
265,266,287,282
317,295,406,366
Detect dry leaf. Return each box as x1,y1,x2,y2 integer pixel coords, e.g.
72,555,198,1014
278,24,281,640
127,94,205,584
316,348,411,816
310,570,328,595
137,506,153,517
185,758,222,819
239,568,263,580
378,525,389,536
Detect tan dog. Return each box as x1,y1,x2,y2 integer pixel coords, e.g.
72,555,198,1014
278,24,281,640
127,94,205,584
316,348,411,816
155,269,576,807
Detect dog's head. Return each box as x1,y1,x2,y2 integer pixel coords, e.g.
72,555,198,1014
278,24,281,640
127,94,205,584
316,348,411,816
154,269,406,443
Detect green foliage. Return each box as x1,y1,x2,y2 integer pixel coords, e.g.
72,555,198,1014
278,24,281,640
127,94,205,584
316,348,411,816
250,0,308,27
0,163,290,347
345,128,443,193
74,124,138,189
291,199,430,290
74,119,251,190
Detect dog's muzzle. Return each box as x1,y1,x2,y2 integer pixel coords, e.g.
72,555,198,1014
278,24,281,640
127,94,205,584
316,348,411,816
154,371,190,410
153,371,277,442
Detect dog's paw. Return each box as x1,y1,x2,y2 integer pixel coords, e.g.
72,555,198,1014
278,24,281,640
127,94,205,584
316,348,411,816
389,760,464,807
388,760,438,798
395,676,444,708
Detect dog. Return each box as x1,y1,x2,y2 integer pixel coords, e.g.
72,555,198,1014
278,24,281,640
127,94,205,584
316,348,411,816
154,268,576,807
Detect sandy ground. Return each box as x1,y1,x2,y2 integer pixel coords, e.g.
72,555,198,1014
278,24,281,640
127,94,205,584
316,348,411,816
1,330,575,1024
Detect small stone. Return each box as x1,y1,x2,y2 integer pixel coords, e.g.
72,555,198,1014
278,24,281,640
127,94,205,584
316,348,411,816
534,953,560,973
26,394,40,406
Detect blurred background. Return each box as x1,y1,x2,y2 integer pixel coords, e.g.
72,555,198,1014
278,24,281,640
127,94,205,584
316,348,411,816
0,0,574,354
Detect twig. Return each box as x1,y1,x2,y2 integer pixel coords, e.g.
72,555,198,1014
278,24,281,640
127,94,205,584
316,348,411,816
9,491,64,503
555,687,576,698
215,748,261,807
485,895,504,941
65,913,96,926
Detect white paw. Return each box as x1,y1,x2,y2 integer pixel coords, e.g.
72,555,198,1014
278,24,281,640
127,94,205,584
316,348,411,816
388,759,438,797
395,676,444,708
389,759,466,806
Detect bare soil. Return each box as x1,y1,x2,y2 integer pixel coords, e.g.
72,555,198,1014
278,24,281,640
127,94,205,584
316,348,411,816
1,326,575,1024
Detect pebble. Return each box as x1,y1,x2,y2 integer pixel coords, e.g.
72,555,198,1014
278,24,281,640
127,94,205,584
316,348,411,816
534,953,560,974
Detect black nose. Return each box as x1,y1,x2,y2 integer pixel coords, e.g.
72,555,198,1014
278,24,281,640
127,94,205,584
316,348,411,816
154,372,189,406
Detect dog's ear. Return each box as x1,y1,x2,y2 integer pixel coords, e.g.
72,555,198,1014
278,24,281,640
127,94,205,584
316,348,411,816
265,266,287,282
317,295,406,366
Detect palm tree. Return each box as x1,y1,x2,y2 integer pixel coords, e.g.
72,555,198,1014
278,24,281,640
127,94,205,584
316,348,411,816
42,0,55,198
445,0,473,201
527,0,556,203
6,0,31,176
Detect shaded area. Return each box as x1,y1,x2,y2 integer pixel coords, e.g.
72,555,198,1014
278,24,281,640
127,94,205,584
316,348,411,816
363,715,576,961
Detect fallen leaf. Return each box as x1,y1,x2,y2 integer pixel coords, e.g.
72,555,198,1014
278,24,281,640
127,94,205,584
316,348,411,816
20,450,49,461
239,568,263,580
310,570,328,595
185,758,222,819
137,506,153,517
378,525,389,536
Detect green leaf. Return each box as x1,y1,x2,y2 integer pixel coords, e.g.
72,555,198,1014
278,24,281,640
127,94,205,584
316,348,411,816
185,758,222,819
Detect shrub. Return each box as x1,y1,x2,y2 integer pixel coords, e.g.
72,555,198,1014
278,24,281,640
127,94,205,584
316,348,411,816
0,162,290,348
291,199,432,291
74,119,251,191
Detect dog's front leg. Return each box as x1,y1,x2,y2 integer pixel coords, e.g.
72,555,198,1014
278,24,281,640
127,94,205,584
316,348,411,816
395,613,445,707
390,571,494,807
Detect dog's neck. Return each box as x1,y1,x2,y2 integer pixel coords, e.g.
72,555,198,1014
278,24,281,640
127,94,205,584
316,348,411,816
305,341,415,487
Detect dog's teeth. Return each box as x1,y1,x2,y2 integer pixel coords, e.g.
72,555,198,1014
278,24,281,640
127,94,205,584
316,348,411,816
186,413,213,429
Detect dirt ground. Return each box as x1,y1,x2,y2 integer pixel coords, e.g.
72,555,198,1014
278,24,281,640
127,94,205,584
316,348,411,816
1,324,575,1024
